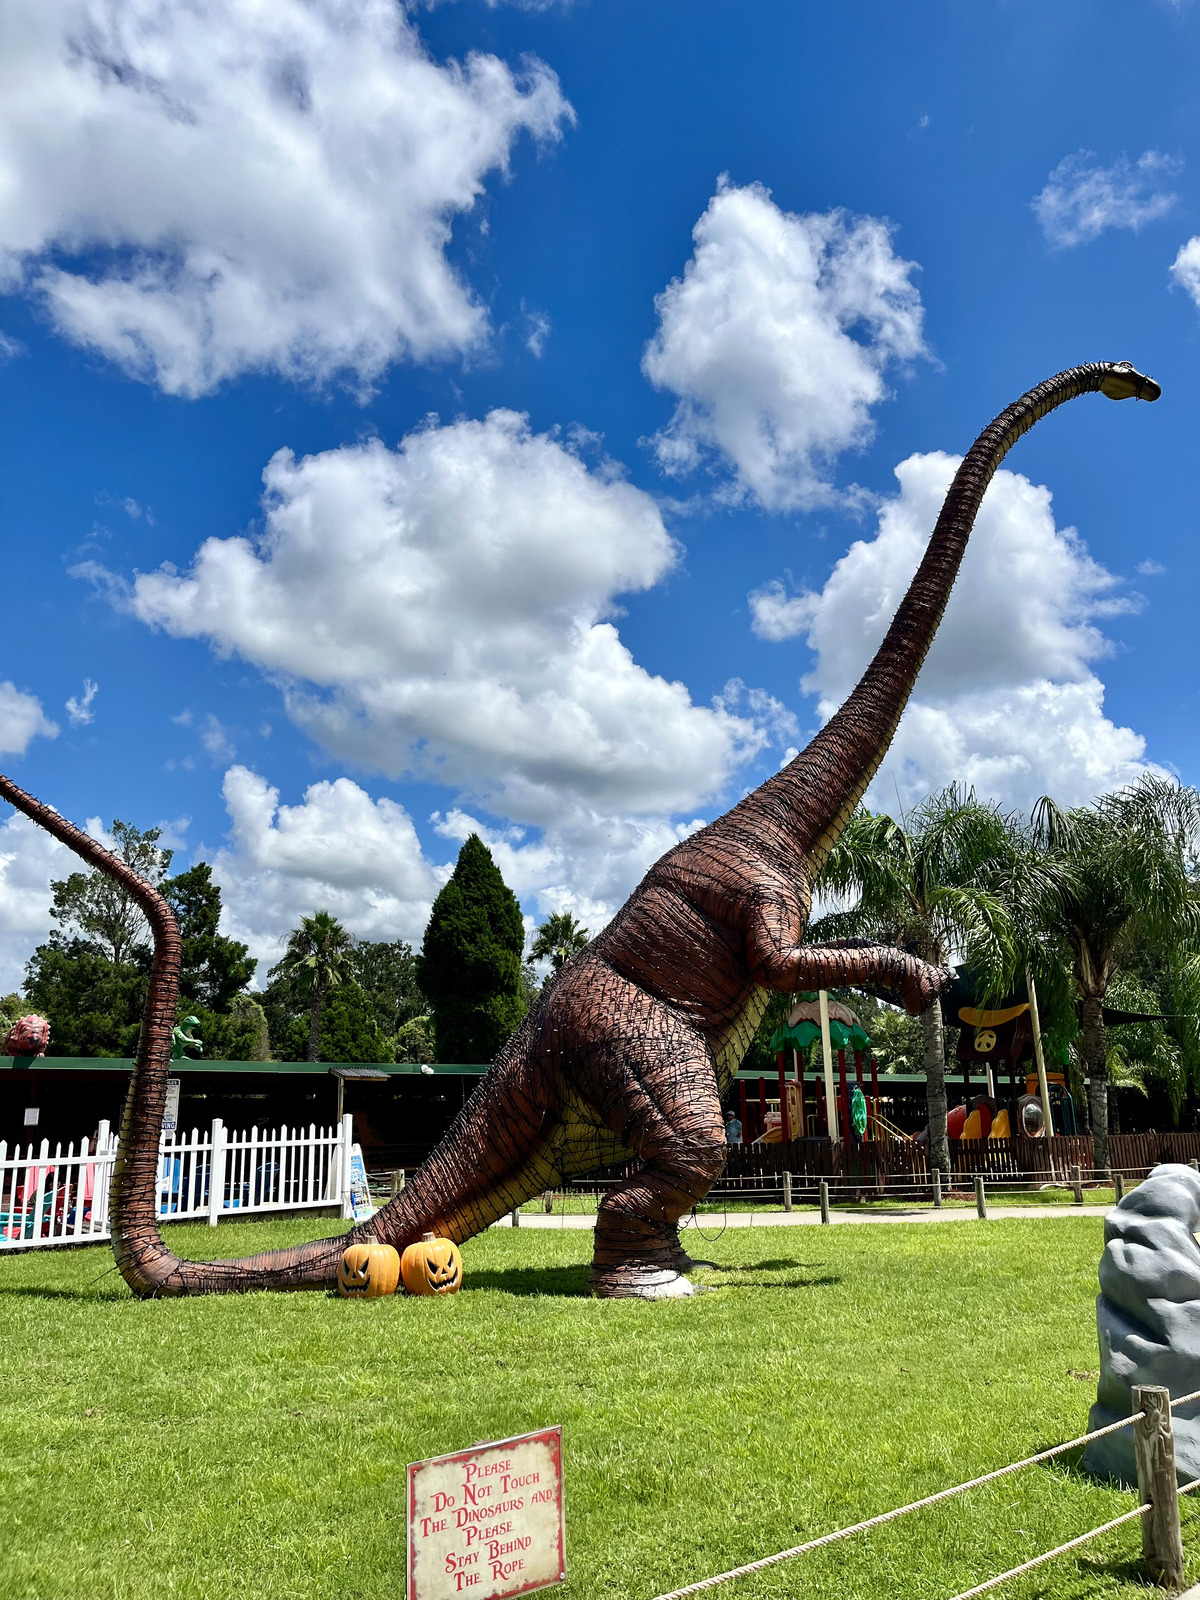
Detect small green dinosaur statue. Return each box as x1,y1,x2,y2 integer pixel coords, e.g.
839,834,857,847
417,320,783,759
170,1017,202,1062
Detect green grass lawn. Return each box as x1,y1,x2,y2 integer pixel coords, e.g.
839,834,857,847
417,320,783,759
1,1214,1191,1600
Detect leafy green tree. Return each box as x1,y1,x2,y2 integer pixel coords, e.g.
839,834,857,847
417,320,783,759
394,1012,434,1063
24,939,147,1057
416,835,526,1063
319,988,392,1063
164,863,255,1011
270,911,356,1062
350,939,425,1037
526,912,589,975
49,820,172,964
814,786,1019,1174
1029,776,1200,1169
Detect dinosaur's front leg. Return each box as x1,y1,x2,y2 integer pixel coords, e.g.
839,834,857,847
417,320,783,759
753,935,950,1016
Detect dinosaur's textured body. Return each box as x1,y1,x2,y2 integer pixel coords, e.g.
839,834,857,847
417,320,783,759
0,361,1158,1298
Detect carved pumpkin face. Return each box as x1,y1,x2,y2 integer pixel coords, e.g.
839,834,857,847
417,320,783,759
337,1242,401,1299
401,1232,463,1296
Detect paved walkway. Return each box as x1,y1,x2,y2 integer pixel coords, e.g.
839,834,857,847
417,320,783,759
497,1204,1112,1230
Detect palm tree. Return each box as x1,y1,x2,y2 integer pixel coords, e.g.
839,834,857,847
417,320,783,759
1029,775,1200,1171
814,786,1019,1174
272,911,356,1062
527,911,590,974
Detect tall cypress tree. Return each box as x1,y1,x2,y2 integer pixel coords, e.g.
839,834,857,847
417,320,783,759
416,835,526,1063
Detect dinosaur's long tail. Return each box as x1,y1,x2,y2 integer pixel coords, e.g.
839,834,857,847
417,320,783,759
0,774,364,1293
742,360,1160,872
0,768,569,1291
359,1003,568,1251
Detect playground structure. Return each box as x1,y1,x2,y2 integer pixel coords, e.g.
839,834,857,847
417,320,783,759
731,976,1087,1189
0,360,1161,1299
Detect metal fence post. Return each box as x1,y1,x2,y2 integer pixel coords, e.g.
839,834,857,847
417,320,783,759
819,1179,830,1225
1132,1384,1185,1588
975,1175,987,1220
207,1118,225,1228
933,1168,942,1209
783,1172,793,1213
1071,1163,1083,1205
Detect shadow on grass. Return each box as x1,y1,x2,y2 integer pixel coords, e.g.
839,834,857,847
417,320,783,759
700,1274,842,1290
705,1258,826,1272
1075,1553,1148,1585
464,1265,592,1297
0,1284,128,1301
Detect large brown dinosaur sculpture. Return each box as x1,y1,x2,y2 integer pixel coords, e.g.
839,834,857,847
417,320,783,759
0,360,1159,1299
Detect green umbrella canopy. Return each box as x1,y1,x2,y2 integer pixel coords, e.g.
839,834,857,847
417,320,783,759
769,993,871,1054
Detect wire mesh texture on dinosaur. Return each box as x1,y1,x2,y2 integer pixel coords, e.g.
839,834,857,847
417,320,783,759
0,360,1160,1299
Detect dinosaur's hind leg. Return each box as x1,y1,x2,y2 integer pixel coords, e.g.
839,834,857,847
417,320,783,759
567,976,725,1300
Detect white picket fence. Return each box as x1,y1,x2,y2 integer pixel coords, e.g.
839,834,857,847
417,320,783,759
0,1113,360,1251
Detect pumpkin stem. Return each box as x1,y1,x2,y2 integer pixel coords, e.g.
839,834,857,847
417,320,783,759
422,1231,436,1242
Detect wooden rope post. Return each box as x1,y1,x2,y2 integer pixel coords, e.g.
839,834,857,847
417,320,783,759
1071,1163,1083,1205
933,1167,942,1209
783,1171,792,1212
819,1179,830,1225
1132,1384,1185,1588
1115,1172,1125,1203
975,1175,988,1220
511,1205,520,1228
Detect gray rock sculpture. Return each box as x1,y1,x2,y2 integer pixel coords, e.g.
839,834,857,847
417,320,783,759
1085,1164,1200,1486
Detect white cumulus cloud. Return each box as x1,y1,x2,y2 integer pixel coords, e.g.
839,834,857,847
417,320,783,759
753,452,1153,812
65,678,98,727
1033,151,1179,249
0,812,69,993
0,0,572,395
125,409,773,824
0,684,59,754
642,178,926,511
1169,235,1200,313
204,767,709,976
209,765,448,972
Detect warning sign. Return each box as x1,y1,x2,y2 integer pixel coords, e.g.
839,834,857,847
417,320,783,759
407,1427,565,1600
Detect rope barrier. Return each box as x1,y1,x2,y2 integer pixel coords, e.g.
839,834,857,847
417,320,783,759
946,1466,1200,1600
648,1411,1144,1600
944,1505,1151,1600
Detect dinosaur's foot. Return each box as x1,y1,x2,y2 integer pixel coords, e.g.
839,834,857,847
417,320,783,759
588,1264,698,1300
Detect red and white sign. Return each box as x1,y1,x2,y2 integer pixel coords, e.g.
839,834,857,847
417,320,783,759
407,1427,565,1600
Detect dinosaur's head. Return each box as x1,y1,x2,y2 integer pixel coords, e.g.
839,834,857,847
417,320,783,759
1098,361,1161,402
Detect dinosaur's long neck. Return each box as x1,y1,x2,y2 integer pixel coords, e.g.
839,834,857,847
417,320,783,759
748,363,1117,871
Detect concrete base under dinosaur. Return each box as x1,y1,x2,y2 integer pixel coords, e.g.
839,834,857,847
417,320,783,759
1084,1165,1200,1486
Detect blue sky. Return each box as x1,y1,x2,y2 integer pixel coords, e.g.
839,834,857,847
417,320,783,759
0,0,1197,986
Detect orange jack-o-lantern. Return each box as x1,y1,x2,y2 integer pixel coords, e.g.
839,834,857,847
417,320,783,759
401,1232,463,1296
337,1242,401,1299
